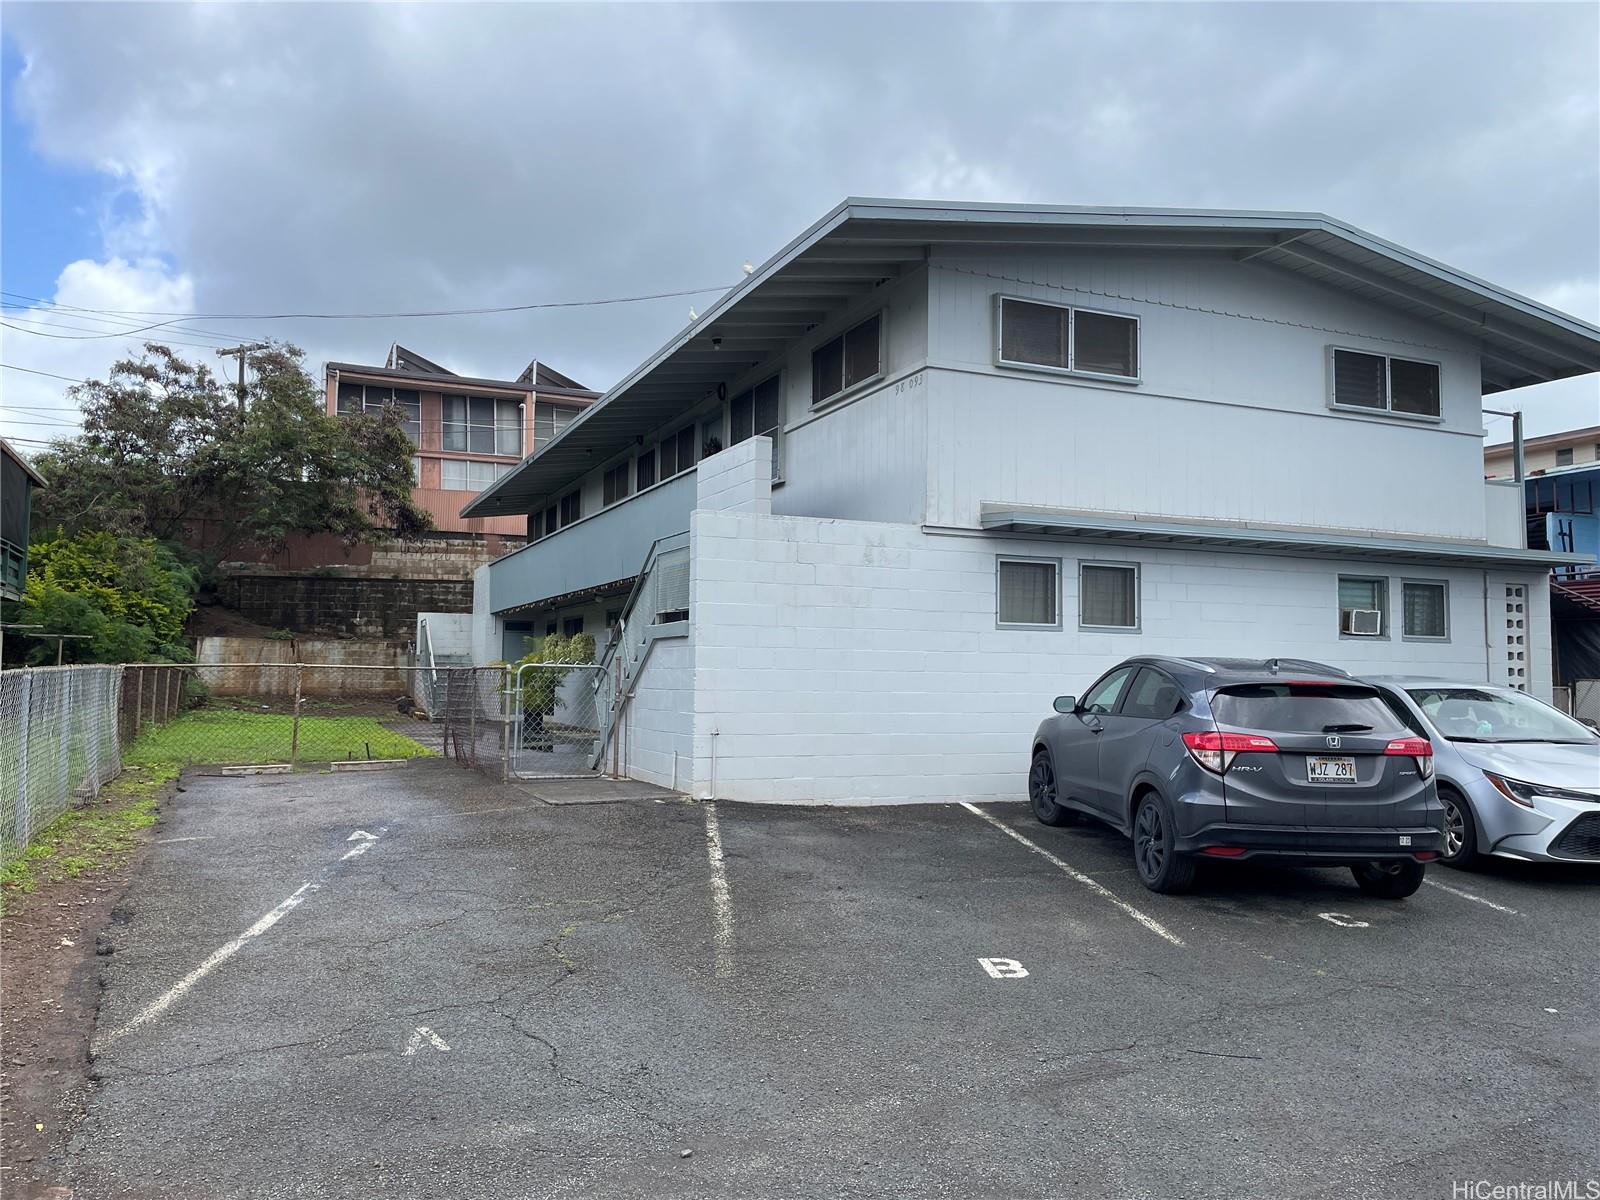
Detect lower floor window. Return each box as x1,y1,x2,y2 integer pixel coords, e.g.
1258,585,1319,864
562,616,586,638
1402,580,1449,639
996,557,1060,628
1080,562,1138,629
1338,576,1388,637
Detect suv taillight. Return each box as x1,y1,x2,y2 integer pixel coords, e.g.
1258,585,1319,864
1182,730,1278,774
1383,736,1435,779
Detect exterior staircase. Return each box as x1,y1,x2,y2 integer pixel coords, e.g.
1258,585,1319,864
1551,576,1600,615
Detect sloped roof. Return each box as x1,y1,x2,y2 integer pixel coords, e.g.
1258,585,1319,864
465,198,1600,518
386,344,455,375
517,359,588,391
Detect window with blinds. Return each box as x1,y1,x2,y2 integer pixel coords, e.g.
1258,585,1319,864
996,297,1138,380
444,395,522,454
603,461,632,507
812,314,882,406
1330,349,1440,419
1338,576,1388,637
996,557,1060,629
1079,563,1138,629
635,448,656,492
1402,581,1448,640
559,490,582,528
731,376,783,444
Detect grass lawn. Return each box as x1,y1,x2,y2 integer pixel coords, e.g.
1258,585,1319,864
124,707,437,767
0,763,173,916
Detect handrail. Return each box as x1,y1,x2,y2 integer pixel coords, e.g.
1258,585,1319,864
595,528,689,678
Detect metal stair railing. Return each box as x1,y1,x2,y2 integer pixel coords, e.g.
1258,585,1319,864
591,530,689,770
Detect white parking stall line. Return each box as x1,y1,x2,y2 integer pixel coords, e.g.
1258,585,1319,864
959,803,1185,947
703,802,736,978
1423,877,1519,915
95,826,390,1052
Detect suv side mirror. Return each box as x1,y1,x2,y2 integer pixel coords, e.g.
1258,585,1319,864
1053,695,1077,714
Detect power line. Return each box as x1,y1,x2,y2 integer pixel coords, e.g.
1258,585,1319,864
0,301,273,347
0,282,737,323
0,363,91,385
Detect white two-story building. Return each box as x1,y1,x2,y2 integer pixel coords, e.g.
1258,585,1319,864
453,199,1600,804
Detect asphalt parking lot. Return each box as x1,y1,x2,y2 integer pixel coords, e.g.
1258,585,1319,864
72,760,1599,1199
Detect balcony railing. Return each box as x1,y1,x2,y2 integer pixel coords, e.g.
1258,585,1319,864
486,469,698,614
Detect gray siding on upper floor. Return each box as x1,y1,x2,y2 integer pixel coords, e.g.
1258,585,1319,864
921,247,1490,540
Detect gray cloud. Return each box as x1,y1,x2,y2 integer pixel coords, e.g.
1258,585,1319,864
3,1,1596,439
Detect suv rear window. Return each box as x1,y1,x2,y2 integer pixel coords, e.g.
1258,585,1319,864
1211,684,1408,735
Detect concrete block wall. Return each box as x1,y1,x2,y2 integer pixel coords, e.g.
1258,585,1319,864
686,509,1554,805
219,575,472,640
621,634,693,790
696,436,772,514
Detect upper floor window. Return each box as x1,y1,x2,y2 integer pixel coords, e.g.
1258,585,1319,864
1556,447,1574,467
1329,349,1440,420
636,448,657,492
996,297,1138,381
657,423,699,480
731,376,783,444
812,314,882,406
534,402,582,449
440,459,513,492
444,395,522,455
337,383,421,441
603,461,632,507
559,490,582,528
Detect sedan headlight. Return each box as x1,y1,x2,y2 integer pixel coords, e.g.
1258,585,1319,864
1483,772,1600,809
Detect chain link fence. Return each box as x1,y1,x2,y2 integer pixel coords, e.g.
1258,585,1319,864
1,665,126,869
1572,679,1600,726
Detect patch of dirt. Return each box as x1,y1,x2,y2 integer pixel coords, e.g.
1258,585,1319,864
0,787,169,1199
184,602,289,641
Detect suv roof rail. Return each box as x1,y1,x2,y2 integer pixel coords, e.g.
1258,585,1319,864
1265,658,1352,677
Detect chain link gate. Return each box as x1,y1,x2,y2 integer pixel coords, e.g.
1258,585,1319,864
511,662,609,779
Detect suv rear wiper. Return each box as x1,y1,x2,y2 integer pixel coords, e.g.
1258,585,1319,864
1322,723,1373,733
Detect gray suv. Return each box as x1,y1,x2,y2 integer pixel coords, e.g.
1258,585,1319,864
1028,657,1445,897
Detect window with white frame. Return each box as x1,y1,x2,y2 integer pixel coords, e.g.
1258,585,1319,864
730,376,783,445
1402,580,1449,640
602,460,632,507
1329,350,1441,419
444,395,523,455
811,313,882,406
1079,562,1139,629
441,459,513,491
337,383,421,441
996,557,1060,629
996,297,1139,381
533,402,582,449
1338,576,1388,637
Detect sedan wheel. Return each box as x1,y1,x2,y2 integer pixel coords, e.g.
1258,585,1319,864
1439,789,1479,867
1029,752,1074,827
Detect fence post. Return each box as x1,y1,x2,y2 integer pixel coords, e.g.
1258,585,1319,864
501,668,512,783
14,671,32,850
468,672,478,768
59,669,71,803
289,663,303,768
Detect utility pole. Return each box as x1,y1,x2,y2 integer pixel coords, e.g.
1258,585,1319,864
217,343,270,414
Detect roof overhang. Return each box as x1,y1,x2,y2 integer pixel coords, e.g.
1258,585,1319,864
1,435,47,487
978,504,1595,571
465,198,1600,519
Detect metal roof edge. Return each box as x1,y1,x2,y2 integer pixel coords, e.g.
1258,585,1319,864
978,505,1594,568
0,435,48,487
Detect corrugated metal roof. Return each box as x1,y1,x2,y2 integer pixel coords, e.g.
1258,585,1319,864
464,198,1600,519
978,505,1594,570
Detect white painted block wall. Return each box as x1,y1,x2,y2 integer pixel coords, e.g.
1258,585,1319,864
686,506,1552,805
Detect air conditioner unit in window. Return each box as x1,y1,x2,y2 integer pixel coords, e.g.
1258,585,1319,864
1341,608,1382,636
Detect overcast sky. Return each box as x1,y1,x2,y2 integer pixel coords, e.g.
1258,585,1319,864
2,1,1597,452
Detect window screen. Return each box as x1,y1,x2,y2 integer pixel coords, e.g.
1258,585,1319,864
999,299,1068,368
658,435,677,480
1332,350,1387,410
753,376,782,436
1402,581,1448,639
543,505,557,537
636,448,656,491
730,389,754,444
1073,311,1138,378
1338,577,1385,612
1389,358,1440,418
812,336,845,405
1080,563,1137,628
997,558,1059,627
843,314,882,388
676,425,697,473
443,395,469,451
559,491,582,527
603,462,631,507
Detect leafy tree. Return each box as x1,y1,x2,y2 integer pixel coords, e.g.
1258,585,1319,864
32,343,430,566
5,531,198,665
